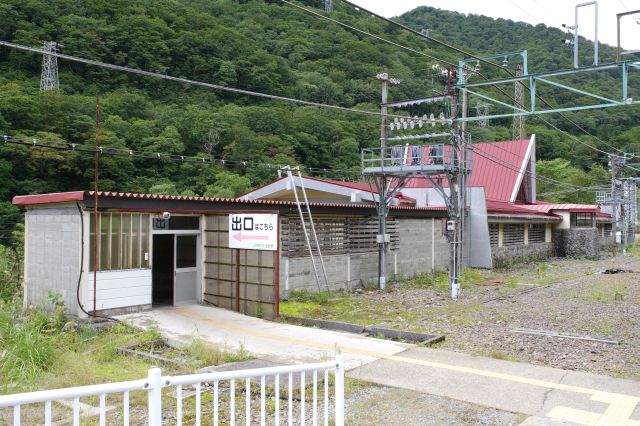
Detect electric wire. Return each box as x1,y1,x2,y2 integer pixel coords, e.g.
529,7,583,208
0,135,362,179
0,40,413,121
280,0,457,68
510,0,542,25
470,144,600,192
340,0,628,156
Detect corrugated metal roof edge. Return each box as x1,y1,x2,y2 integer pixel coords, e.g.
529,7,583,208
12,190,446,212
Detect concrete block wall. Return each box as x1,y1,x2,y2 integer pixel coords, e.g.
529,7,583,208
25,205,82,312
394,218,448,277
491,242,554,268
553,228,600,258
280,217,449,296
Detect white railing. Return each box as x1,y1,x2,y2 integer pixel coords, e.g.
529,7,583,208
0,356,344,426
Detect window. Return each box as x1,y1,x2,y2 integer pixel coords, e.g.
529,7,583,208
603,223,613,236
528,223,545,244
489,224,499,247
176,235,198,268
571,212,594,228
89,213,151,271
502,224,525,246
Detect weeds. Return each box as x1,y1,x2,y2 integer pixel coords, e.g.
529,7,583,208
288,289,330,305
184,337,253,367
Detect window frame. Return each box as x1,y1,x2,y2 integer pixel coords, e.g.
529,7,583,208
570,212,594,228
89,212,151,272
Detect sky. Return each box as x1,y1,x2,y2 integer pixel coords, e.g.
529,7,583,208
349,0,640,53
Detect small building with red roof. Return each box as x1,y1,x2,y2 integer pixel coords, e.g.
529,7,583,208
11,135,613,316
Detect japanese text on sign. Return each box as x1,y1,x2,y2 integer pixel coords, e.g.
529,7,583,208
228,213,278,251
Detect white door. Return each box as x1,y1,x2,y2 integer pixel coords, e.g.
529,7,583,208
174,234,199,306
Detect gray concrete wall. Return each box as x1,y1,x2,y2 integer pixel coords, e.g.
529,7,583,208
491,242,554,268
553,228,600,258
280,217,449,296
24,205,82,312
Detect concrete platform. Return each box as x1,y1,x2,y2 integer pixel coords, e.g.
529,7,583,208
118,304,409,370
119,305,640,425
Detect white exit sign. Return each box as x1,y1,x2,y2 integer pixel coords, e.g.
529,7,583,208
228,214,278,251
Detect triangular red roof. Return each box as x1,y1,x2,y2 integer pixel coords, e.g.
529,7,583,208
403,139,532,202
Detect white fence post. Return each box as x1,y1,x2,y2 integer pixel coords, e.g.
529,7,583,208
334,356,344,426
147,368,163,426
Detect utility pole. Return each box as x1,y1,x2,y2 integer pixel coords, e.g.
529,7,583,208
513,64,525,140
610,154,626,254
363,71,455,292
40,41,59,91
373,72,399,290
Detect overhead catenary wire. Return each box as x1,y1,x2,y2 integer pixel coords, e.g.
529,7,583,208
279,0,457,68
340,0,628,156
0,40,415,121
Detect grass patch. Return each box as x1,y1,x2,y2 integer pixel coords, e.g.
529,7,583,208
288,289,330,305
404,271,449,289
0,297,254,395
184,336,253,367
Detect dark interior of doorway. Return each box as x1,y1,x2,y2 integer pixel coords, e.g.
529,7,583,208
152,234,174,306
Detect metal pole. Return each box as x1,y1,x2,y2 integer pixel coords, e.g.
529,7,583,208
334,356,344,426
616,10,640,62
574,5,579,68
377,74,389,290
93,95,100,318
617,14,622,62
594,1,598,65
147,368,162,426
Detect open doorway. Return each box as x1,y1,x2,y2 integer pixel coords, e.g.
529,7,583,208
152,234,174,306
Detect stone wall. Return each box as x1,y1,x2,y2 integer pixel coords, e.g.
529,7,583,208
24,206,82,312
491,242,554,268
553,228,600,258
280,217,449,296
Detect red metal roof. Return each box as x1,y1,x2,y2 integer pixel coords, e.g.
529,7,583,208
518,203,600,214
12,191,85,206
12,190,445,212
404,139,531,202
486,199,560,218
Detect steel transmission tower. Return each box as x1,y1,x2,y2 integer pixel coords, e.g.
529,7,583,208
475,103,490,128
40,41,59,91
512,64,525,140
325,0,333,13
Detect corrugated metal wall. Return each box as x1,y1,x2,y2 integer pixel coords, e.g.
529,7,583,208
202,215,277,319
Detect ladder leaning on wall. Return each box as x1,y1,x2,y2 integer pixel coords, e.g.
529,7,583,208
283,166,330,294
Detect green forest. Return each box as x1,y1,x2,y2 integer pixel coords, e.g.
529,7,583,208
0,0,639,246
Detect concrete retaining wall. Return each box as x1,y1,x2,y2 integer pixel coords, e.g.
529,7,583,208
553,228,600,258
280,217,449,296
24,205,82,312
491,242,554,268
